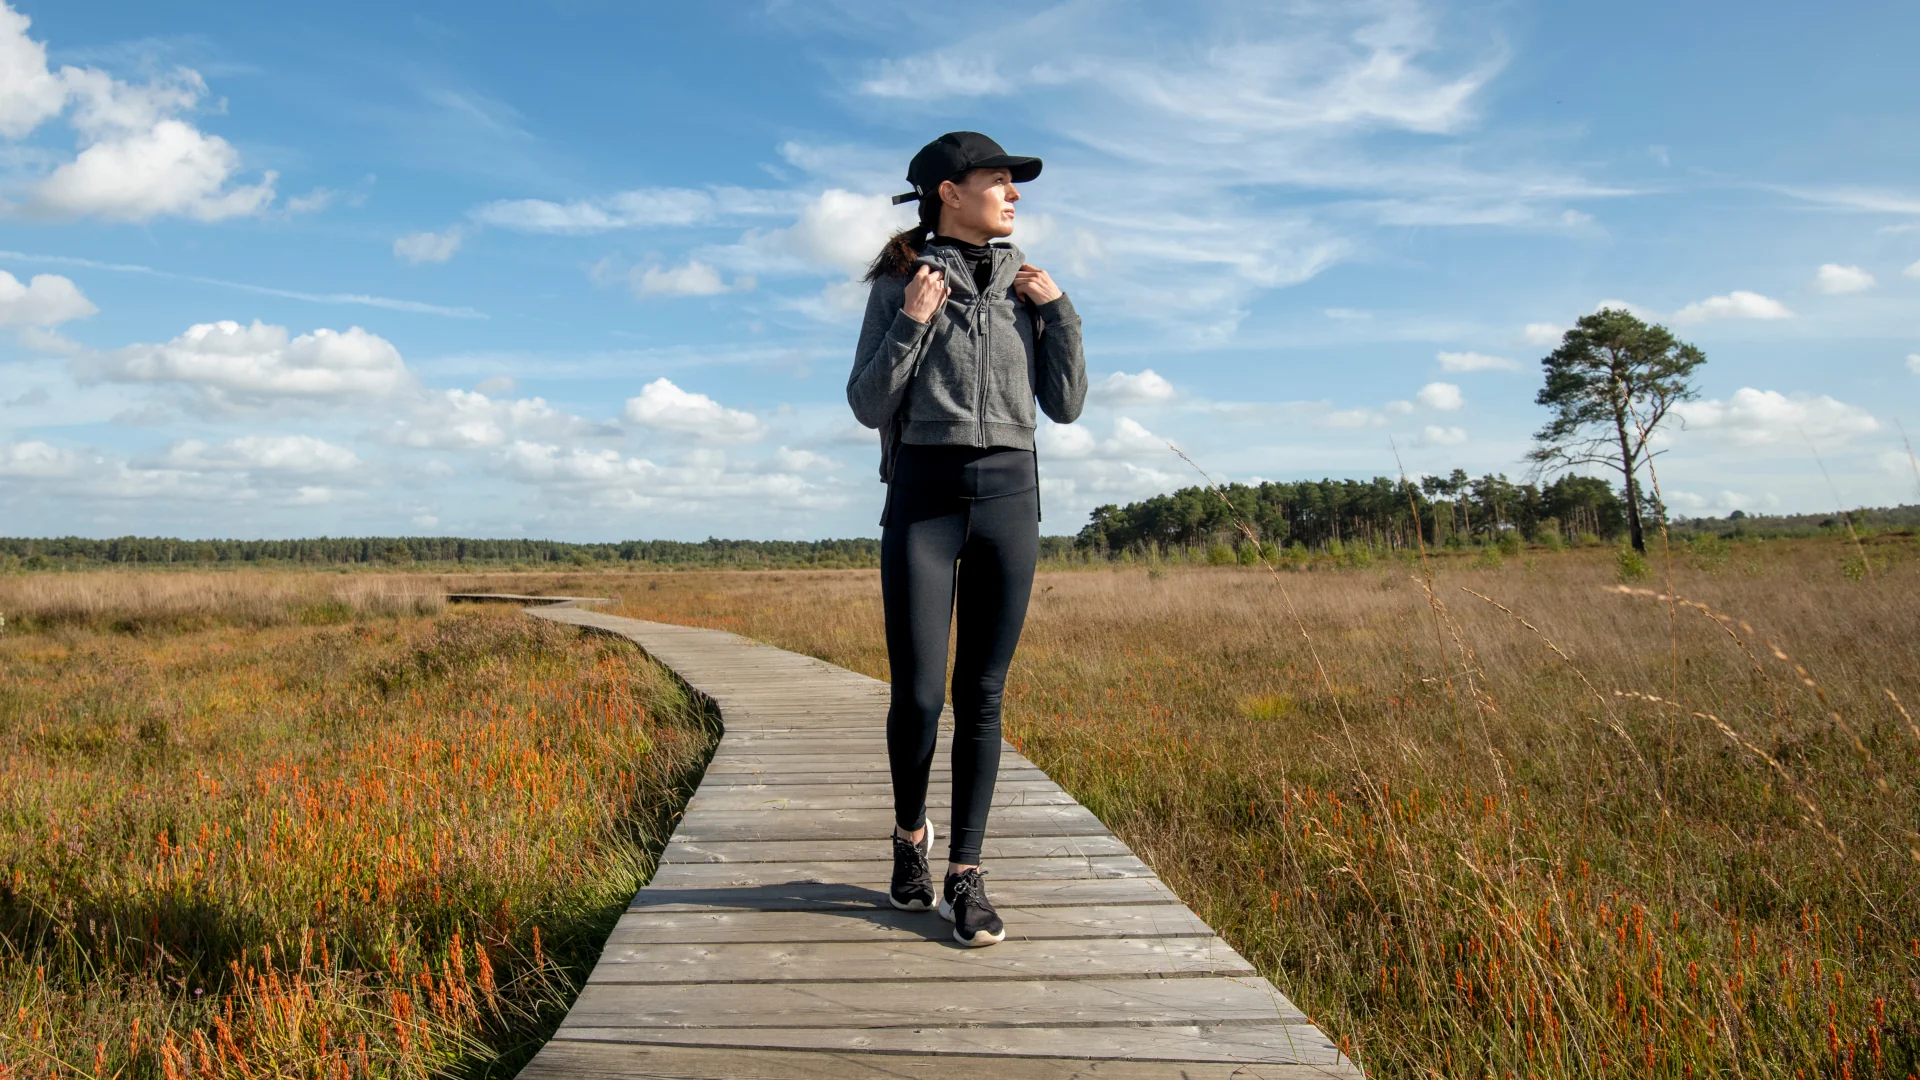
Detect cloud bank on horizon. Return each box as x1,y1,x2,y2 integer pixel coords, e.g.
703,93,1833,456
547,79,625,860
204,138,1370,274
1,0,1916,540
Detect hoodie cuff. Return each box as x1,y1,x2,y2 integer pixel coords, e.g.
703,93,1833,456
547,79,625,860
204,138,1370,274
889,308,934,347
1035,293,1079,323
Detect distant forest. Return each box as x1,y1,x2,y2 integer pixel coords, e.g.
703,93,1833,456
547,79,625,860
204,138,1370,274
0,535,896,570
1075,472,1920,555
4,474,1915,570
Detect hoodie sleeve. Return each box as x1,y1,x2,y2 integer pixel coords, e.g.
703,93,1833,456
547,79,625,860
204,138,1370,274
1031,293,1087,424
846,275,934,430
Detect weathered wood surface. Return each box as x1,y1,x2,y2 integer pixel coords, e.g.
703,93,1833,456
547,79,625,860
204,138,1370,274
494,597,1359,1080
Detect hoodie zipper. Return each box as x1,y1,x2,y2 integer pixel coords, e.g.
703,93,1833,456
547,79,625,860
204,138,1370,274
975,250,991,447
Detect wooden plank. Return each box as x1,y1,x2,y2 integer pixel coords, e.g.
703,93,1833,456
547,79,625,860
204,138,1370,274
661,835,1137,864
547,1029,1344,1069
648,855,1154,887
686,786,1077,811
692,774,1051,793
555,976,1308,1030
607,904,1213,944
626,876,1178,912
692,768,1053,787
519,1040,1364,1080
672,804,1107,842
585,935,1255,984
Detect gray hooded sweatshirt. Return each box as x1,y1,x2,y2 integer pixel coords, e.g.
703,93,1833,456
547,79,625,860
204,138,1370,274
847,239,1086,483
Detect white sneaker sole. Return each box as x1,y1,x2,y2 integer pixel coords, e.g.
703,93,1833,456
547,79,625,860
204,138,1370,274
888,822,937,912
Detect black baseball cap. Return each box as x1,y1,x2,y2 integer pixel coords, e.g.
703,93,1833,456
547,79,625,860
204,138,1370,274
891,131,1042,205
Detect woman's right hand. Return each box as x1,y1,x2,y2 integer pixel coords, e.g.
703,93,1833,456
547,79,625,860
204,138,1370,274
901,264,949,324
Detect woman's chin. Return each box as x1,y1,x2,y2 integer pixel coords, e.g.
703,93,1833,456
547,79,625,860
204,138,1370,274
989,219,1017,239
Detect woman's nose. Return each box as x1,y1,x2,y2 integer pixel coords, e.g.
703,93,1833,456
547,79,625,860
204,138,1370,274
1007,185,1020,202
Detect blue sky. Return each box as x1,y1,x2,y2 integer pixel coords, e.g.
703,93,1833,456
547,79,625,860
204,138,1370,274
2,0,1917,541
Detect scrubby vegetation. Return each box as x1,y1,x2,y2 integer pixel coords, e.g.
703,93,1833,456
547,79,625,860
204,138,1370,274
0,578,715,1079
607,539,1919,1080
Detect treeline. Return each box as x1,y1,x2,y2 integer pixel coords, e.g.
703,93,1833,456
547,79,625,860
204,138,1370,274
0,535,891,570
1676,505,1920,538
0,534,1091,571
1076,472,1626,555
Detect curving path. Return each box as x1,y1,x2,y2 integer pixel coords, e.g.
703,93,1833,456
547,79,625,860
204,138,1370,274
496,597,1361,1080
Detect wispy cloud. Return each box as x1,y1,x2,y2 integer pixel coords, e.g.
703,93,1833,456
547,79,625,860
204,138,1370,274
1770,184,1920,216
0,250,485,318
825,0,1630,338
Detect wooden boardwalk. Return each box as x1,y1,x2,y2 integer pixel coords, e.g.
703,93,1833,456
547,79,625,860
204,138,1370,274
510,599,1360,1080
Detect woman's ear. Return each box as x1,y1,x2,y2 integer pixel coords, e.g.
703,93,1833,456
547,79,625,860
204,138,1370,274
939,178,962,208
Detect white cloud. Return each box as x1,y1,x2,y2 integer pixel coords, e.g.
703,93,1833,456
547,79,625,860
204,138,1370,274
1812,263,1874,294
286,188,336,214
1416,381,1464,410
80,320,408,407
1673,387,1879,446
0,4,64,138
1593,298,1652,319
1672,290,1792,324
1905,259,1920,280
1521,322,1565,346
31,118,276,222
1906,354,1920,375
0,440,232,500
730,188,911,278
4,385,48,407
470,186,796,234
0,439,80,478
1319,406,1385,429
623,378,763,443
770,446,840,473
15,326,82,354
1415,425,1468,447
0,270,94,326
394,228,463,265
1436,350,1521,373
0,7,277,224
785,278,871,323
1038,416,1166,461
1090,369,1176,405
162,435,360,475
858,5,1492,136
632,259,752,297
382,388,610,450
494,441,832,512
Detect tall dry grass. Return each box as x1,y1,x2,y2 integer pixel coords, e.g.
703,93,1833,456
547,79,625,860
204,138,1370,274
0,571,444,634
597,540,1919,1080
0,594,714,1079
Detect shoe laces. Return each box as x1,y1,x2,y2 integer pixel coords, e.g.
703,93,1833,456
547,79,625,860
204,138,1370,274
950,867,991,908
893,833,931,886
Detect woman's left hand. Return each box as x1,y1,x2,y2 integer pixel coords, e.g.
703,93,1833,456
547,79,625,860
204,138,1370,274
1013,263,1063,305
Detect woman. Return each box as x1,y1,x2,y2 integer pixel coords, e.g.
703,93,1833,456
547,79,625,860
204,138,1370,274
847,131,1087,947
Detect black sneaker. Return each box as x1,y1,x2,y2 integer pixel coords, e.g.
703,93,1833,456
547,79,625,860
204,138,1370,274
888,821,935,911
939,867,1006,947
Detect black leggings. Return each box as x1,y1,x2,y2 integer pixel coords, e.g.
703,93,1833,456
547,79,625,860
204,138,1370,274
881,444,1039,866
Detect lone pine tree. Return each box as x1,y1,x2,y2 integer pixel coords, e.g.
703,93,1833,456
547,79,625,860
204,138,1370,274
1528,307,1705,553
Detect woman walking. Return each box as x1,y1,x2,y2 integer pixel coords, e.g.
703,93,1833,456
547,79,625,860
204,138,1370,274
847,131,1087,947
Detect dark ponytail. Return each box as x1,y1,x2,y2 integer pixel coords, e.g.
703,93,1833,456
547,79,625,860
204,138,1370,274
864,193,943,282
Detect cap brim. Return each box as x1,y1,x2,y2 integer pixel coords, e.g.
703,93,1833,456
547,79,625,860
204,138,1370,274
971,154,1042,183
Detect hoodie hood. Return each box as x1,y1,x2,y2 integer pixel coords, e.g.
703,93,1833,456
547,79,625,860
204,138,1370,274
915,240,1026,301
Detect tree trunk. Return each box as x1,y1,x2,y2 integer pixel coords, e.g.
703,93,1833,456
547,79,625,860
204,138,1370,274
1613,404,1646,552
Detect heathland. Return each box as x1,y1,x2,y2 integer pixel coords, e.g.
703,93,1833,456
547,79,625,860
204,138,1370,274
0,575,716,1079
2,532,1916,1079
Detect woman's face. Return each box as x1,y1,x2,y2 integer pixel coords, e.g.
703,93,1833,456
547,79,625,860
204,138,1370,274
938,168,1019,240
